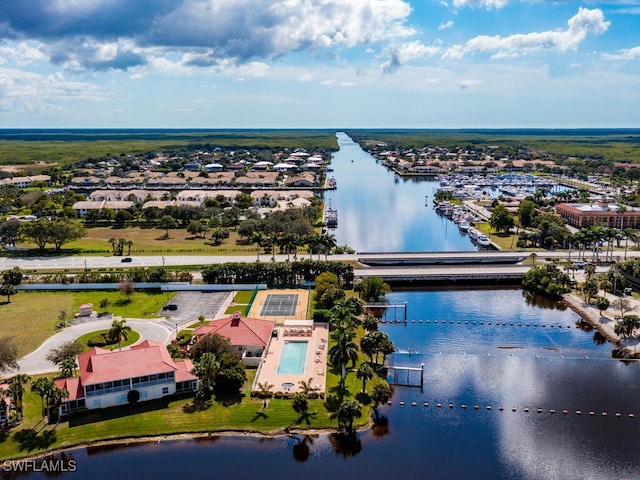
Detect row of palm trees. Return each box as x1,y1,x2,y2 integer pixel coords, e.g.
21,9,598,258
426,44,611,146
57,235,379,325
3,374,68,424
571,224,638,262
250,231,338,262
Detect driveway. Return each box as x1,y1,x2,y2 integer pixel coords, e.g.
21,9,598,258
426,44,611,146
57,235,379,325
17,318,174,375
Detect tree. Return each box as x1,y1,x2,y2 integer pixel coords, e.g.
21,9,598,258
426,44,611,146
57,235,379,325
215,352,247,393
0,336,18,374
595,296,610,316
328,329,359,393
189,333,231,362
109,319,132,351
0,219,20,246
336,399,362,435
59,357,77,378
117,278,135,302
46,340,83,366
581,279,598,303
99,297,111,312
371,382,392,407
612,298,633,318
31,377,55,416
518,199,537,228
2,267,23,286
363,315,379,332
255,381,274,399
8,373,30,419
251,231,264,261
292,392,310,420
0,283,17,303
158,215,177,237
320,232,337,260
192,352,219,397
297,378,320,397
356,363,374,393
354,277,390,302
489,204,515,233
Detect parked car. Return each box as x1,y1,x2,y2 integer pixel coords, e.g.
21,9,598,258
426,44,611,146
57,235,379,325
162,304,178,311
572,261,586,269
121,257,132,263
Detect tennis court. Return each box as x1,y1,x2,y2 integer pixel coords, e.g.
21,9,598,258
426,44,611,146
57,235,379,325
260,294,300,317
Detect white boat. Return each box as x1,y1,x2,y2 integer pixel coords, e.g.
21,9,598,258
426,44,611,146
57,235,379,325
458,221,470,232
468,228,479,240
477,234,491,247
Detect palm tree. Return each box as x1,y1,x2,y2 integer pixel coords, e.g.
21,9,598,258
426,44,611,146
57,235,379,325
31,377,55,417
320,232,337,260
336,399,362,435
59,357,77,378
251,231,264,262
255,381,274,400
192,352,219,397
297,378,320,397
371,382,392,408
307,232,323,260
8,373,30,419
292,393,310,422
328,329,359,393
356,364,374,394
109,319,132,351
622,228,637,260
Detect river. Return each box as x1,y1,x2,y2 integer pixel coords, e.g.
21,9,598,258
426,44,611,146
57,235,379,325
14,133,640,480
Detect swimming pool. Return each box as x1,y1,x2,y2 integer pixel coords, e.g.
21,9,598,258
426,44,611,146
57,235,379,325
277,341,308,374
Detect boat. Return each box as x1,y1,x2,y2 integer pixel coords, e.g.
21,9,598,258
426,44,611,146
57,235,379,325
325,208,338,227
477,234,491,247
468,228,479,240
458,221,470,232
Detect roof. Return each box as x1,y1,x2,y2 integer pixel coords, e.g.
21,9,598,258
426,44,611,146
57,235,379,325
193,312,275,348
174,359,197,382
55,377,84,401
79,340,179,386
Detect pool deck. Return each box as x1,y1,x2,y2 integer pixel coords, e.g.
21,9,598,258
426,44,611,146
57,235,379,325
256,323,329,394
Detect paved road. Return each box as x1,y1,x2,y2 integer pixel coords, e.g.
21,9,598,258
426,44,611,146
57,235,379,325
16,319,175,375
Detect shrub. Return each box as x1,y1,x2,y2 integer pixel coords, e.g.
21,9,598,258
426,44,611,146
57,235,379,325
177,331,193,346
313,309,332,323
87,334,109,347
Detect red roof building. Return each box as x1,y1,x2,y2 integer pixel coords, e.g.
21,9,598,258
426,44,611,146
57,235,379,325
193,311,275,367
55,340,198,416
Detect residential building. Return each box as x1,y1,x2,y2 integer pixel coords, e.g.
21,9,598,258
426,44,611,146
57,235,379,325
193,311,275,367
55,340,198,417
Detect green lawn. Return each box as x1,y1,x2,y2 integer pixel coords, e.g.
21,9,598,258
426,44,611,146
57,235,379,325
0,291,175,356
74,329,142,351
0,369,344,461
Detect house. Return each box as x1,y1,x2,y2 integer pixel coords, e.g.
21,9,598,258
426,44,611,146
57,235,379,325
78,303,94,316
193,311,275,367
55,340,198,417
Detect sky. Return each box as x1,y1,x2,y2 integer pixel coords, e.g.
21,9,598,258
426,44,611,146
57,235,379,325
0,0,639,129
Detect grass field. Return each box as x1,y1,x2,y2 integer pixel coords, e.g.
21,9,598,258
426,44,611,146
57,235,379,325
0,291,174,356
74,329,142,351
16,227,264,257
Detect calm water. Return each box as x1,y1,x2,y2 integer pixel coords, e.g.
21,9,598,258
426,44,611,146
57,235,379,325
14,134,640,479
324,132,475,252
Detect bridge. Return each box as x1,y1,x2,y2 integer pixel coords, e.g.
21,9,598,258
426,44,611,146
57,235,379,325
354,264,530,283
357,251,528,266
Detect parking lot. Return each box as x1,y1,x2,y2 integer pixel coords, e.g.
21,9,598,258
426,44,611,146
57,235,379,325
162,291,232,327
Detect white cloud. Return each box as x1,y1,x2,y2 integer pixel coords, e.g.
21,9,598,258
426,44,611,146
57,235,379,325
0,67,104,115
602,46,640,60
439,21,455,31
382,41,442,73
442,8,610,59
1,0,415,71
452,0,509,9
299,73,313,82
0,42,47,66
321,79,356,87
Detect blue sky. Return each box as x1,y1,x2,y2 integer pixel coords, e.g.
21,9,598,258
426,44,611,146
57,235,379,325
0,0,638,128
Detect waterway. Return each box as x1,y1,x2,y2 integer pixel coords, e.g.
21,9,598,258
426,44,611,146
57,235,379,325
323,132,474,252
14,133,640,479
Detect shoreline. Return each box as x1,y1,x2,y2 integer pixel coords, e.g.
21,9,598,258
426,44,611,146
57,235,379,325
563,292,639,358
3,423,372,463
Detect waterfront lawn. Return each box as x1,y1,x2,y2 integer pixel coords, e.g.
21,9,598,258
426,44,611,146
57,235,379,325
0,291,172,356
0,370,338,461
